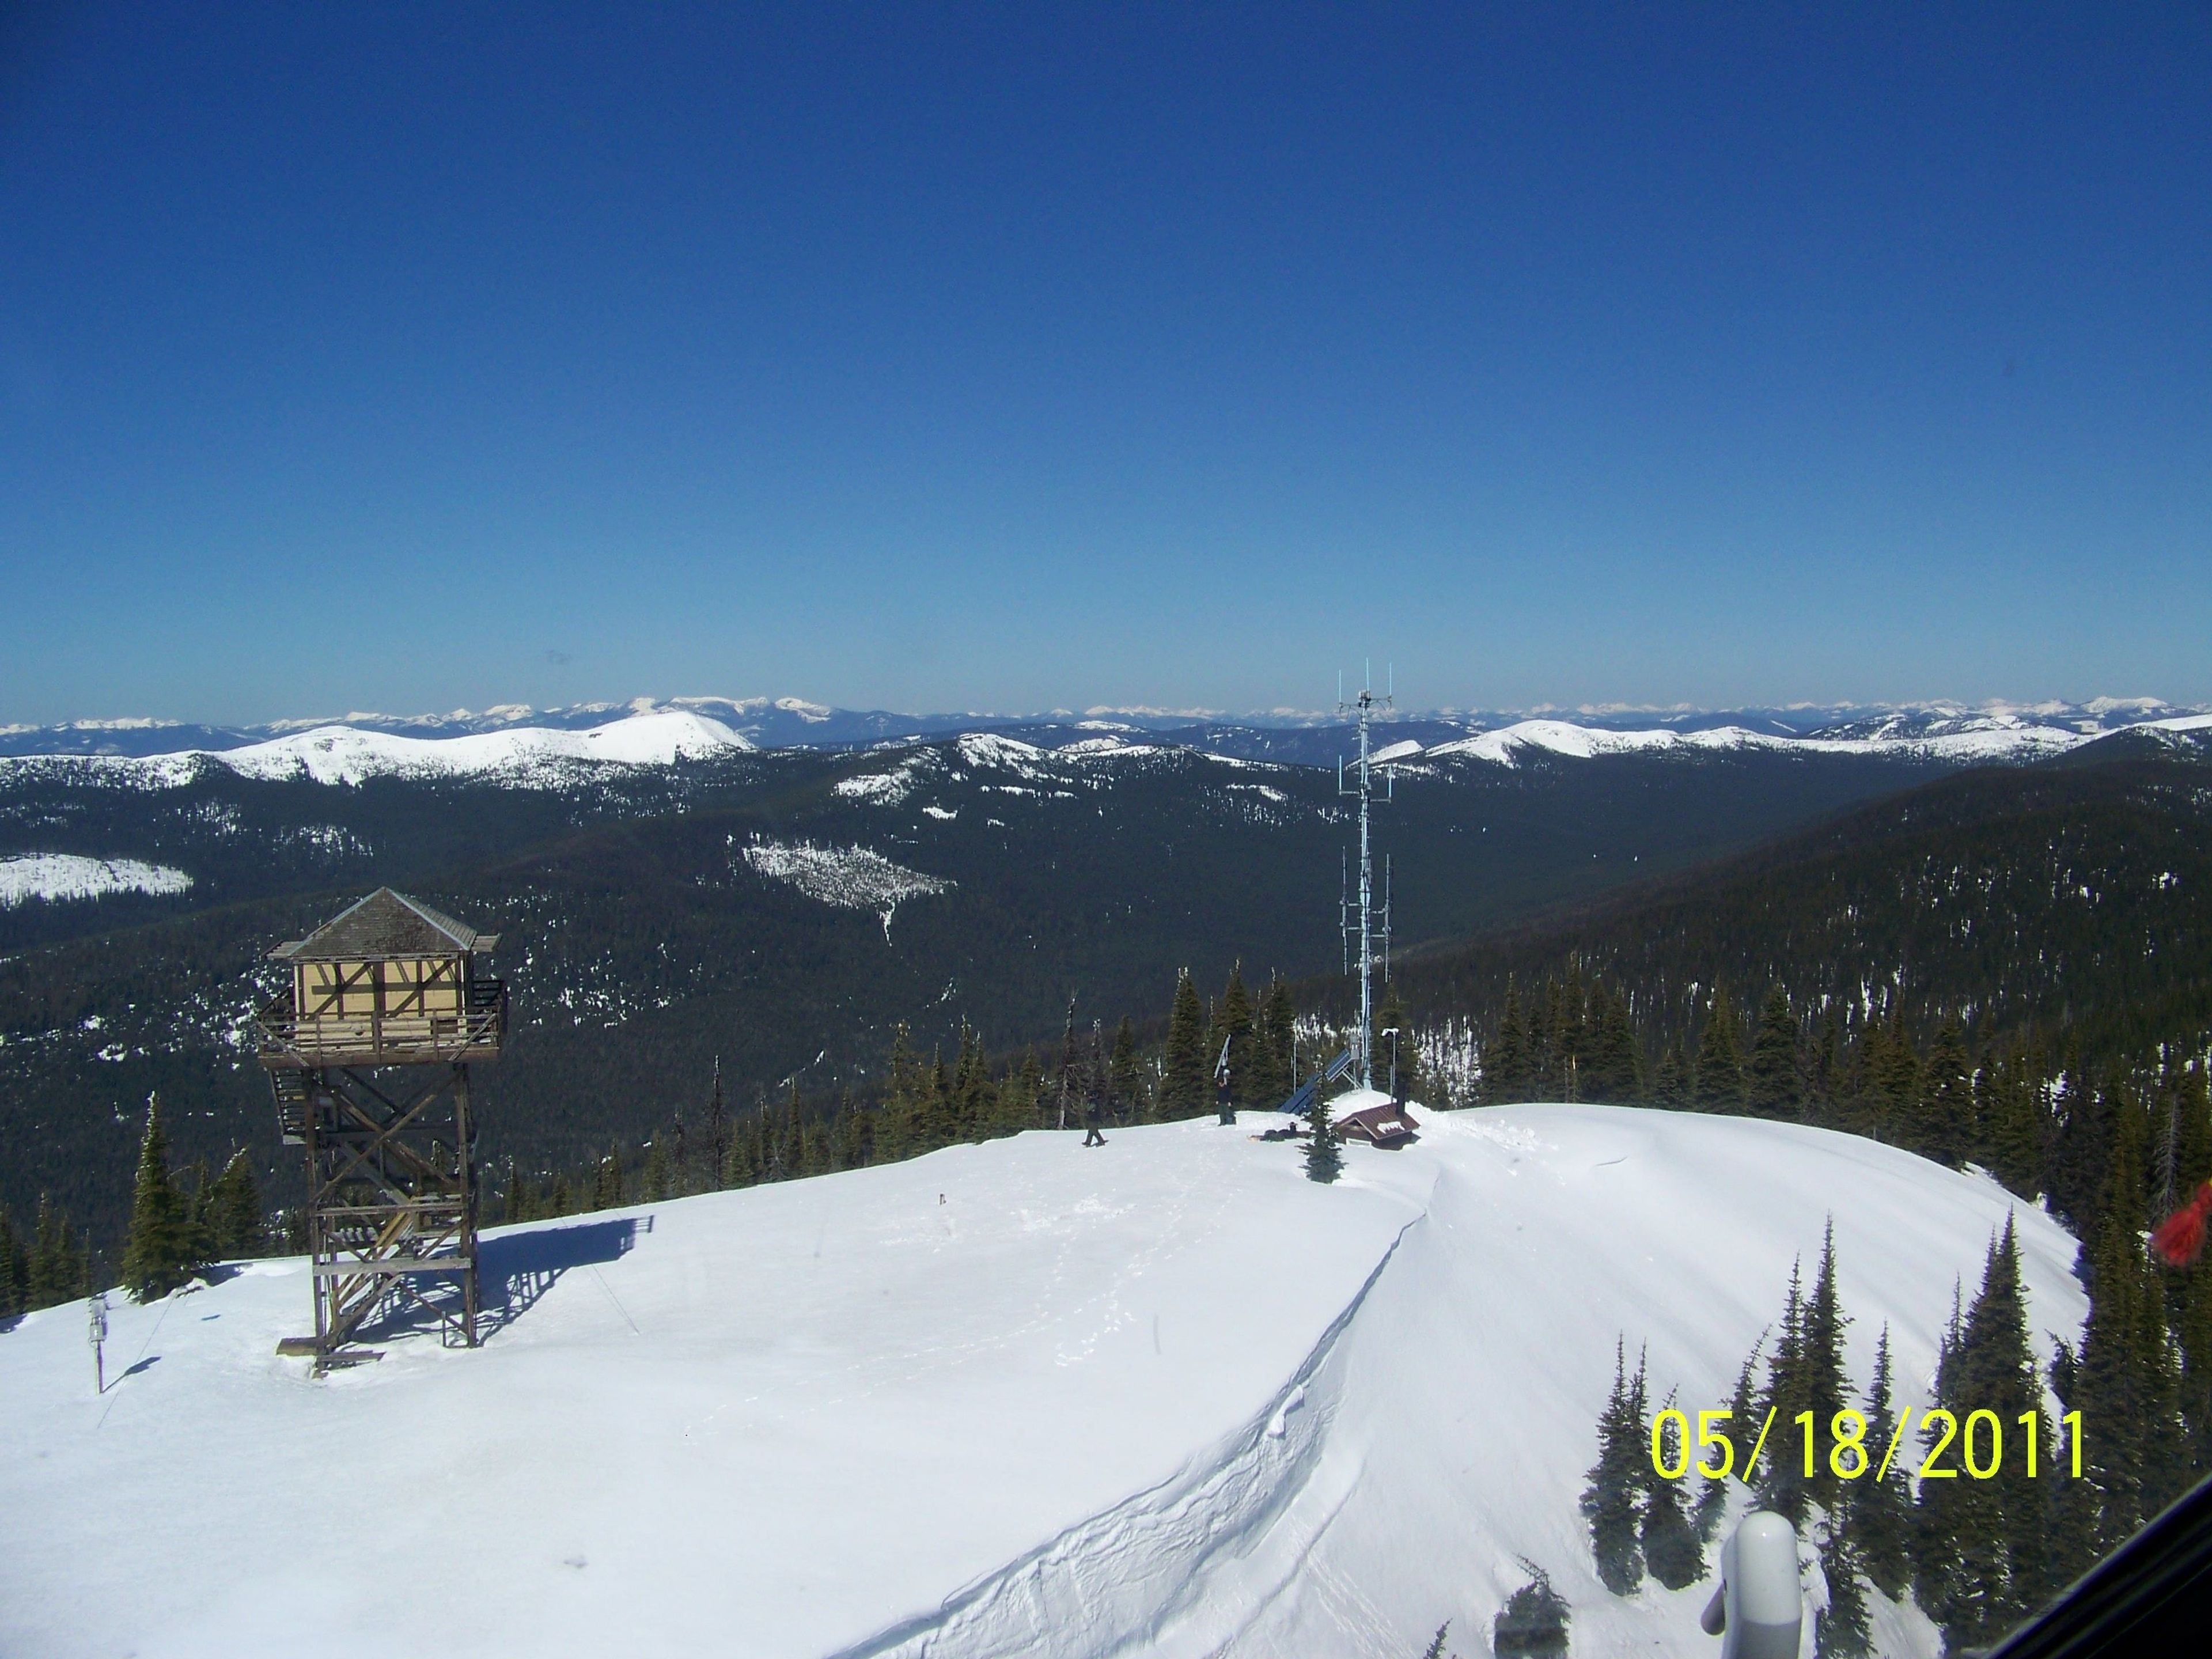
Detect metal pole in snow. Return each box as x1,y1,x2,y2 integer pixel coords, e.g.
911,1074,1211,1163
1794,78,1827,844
88,1290,108,1395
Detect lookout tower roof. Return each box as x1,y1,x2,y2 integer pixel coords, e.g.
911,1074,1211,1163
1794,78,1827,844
270,888,497,962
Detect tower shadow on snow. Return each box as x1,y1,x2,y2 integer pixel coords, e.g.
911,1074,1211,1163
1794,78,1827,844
353,1215,648,1347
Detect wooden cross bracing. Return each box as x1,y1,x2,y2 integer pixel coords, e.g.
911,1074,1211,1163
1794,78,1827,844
298,1063,480,1363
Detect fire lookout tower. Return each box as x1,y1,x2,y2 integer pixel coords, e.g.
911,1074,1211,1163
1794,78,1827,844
256,888,505,1368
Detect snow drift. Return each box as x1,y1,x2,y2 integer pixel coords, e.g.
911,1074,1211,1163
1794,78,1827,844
0,1106,2083,1659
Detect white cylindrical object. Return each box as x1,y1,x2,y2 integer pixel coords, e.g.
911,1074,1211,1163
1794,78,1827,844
1717,1510,1802,1659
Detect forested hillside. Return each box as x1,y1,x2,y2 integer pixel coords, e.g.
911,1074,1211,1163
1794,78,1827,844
0,731,1946,1245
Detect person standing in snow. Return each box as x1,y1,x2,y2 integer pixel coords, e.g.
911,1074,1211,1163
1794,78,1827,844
1082,1099,1106,1147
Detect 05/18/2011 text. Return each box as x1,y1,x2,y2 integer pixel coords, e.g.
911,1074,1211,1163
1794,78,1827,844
1650,1406,2084,1484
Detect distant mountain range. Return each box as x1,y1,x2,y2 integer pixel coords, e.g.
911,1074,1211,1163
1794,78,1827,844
3,695,2206,774
9,690,2203,765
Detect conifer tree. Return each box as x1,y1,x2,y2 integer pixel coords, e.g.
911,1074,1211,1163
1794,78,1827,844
1219,963,1254,1107
206,1147,264,1258
0,1206,22,1317
1109,1017,1143,1121
1914,1022,1975,1168
1486,982,1529,1104
121,1096,198,1302
1914,1217,2052,1648
1850,1326,1913,1600
1584,990,1638,1103
30,1195,89,1308
1650,1043,1689,1112
1745,986,1801,1118
592,1147,624,1210
1304,1095,1343,1184
1249,977,1294,1110
642,1137,672,1203
1692,989,1745,1112
1641,1388,1705,1589
1800,1222,1852,1520
1982,1049,2049,1197
1375,983,1421,1102
1756,1259,1812,1526
1815,1530,1874,1659
1867,1007,1923,1141
1491,1562,1570,1659
1162,970,1207,1120
1581,1339,1647,1594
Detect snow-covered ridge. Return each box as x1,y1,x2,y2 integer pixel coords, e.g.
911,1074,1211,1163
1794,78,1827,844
0,853,193,908
0,710,753,789
1418,713,2090,768
0,1107,2076,1658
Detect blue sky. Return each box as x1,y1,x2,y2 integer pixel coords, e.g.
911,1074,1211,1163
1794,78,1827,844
2,4,2207,723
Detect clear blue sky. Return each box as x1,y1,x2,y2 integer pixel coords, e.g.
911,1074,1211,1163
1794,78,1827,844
2,4,2207,724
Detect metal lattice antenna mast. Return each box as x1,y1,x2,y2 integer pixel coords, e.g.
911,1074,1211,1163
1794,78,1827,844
1338,664,1394,1090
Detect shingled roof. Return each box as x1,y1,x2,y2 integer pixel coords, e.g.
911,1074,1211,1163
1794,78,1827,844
269,888,498,961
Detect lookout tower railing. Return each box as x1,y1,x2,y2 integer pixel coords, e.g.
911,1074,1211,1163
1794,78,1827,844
256,977,506,1067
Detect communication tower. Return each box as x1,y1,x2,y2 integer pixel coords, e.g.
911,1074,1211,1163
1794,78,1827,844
1338,667,1396,1090
256,889,505,1369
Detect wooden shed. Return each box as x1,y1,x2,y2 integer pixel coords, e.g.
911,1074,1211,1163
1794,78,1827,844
1338,1100,1421,1147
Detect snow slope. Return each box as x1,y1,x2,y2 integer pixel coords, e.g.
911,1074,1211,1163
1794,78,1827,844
0,1107,2082,1659
0,852,193,907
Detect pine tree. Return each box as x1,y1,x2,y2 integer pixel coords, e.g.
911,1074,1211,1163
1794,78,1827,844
1162,970,1207,1120
0,1206,22,1317
1692,989,1745,1112
29,1196,89,1308
1249,977,1294,1111
1418,1622,1449,1659
1850,1325,1913,1600
120,1096,198,1302
1745,986,1801,1118
1486,982,1529,1104
1983,1048,2049,1198
1756,1259,1811,1527
206,1147,263,1258
1800,1221,1852,1522
1869,1007,1922,1143
1108,1016,1143,1121
1581,1339,1647,1594
1650,1042,1689,1112
642,1137,672,1203
1304,1094,1344,1184
1584,988,1638,1103
1815,1529,1874,1659
1218,962,1255,1108
1375,983,1422,1102
1491,1562,1570,1659
703,1055,729,1191
1915,1217,2052,1648
1641,1388,1705,1589
592,1147,624,1210
1914,1022,1975,1168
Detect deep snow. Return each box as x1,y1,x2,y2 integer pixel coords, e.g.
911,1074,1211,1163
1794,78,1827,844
0,1106,2084,1658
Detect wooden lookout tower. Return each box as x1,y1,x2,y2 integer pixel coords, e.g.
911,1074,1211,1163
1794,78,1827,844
256,889,505,1367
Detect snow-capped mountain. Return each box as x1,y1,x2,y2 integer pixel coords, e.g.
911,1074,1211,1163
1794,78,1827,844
0,1103,2075,1658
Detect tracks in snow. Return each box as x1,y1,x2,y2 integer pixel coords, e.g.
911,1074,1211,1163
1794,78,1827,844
824,1216,1422,1659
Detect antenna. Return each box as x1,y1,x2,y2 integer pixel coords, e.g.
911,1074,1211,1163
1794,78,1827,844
1338,665,1396,1090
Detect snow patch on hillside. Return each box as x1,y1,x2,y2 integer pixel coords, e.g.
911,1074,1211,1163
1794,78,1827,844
0,853,194,907
742,838,953,934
